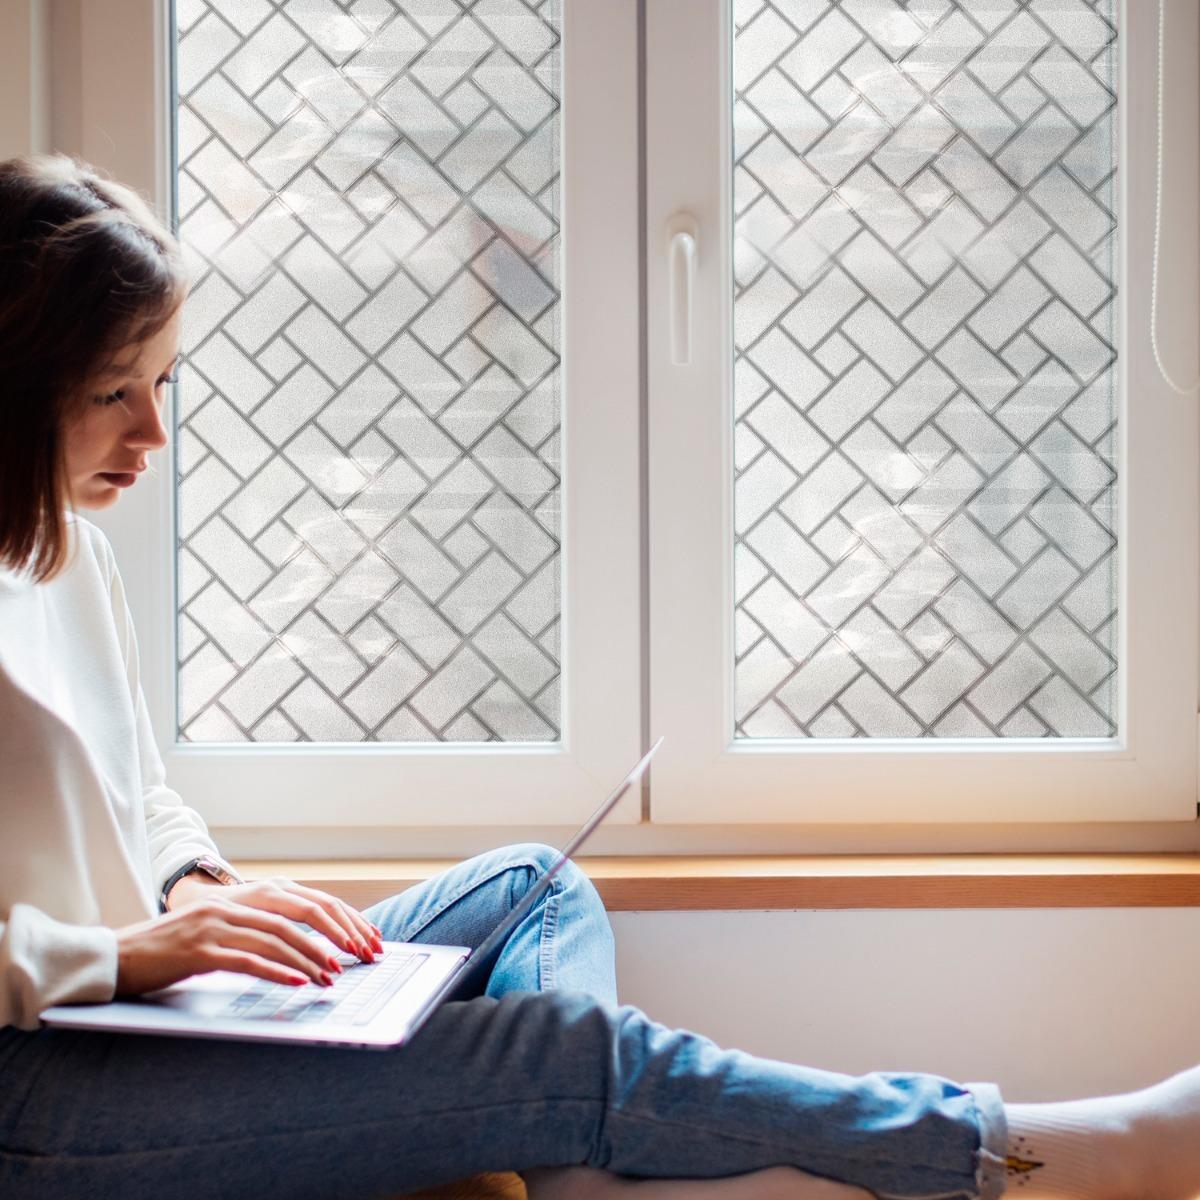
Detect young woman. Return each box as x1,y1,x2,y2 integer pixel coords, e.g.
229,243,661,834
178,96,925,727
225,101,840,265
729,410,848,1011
2,152,1199,1200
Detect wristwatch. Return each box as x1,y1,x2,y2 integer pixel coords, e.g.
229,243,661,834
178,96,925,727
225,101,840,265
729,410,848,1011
159,854,244,914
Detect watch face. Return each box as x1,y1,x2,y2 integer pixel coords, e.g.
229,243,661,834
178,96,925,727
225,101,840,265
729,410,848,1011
198,856,241,886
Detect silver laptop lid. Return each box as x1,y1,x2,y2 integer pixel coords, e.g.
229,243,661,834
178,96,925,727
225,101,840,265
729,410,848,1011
446,735,664,996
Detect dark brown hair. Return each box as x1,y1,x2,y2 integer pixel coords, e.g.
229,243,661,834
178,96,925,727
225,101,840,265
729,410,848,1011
0,153,189,582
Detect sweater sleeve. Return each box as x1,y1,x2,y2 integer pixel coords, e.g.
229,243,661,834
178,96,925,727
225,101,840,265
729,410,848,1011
100,532,242,902
0,661,122,1031
0,905,118,1031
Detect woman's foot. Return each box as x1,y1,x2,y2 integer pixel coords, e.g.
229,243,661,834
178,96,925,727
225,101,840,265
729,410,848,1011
1004,1062,1200,1198
521,1166,874,1199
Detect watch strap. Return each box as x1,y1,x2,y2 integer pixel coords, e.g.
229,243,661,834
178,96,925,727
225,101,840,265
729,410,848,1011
159,858,202,914
158,855,243,914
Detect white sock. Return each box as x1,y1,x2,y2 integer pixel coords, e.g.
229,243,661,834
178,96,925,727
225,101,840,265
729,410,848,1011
521,1166,873,1199
1003,1063,1200,1199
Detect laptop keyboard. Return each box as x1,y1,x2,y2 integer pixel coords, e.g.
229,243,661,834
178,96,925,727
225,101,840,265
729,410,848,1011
221,948,428,1026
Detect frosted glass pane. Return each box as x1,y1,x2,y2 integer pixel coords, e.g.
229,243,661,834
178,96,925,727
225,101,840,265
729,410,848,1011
732,0,1117,739
172,0,562,744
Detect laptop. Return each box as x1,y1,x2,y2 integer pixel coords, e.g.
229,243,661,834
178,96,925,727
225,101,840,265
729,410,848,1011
39,737,663,1050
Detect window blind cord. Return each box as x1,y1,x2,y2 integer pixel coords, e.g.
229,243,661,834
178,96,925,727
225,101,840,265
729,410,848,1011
1151,0,1200,395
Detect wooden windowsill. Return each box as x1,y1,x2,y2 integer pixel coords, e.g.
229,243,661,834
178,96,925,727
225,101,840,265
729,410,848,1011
231,854,1200,910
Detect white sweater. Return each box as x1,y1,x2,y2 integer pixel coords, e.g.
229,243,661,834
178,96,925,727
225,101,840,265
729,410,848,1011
0,513,238,1030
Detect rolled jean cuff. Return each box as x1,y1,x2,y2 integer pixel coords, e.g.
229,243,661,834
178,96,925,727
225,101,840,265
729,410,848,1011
965,1081,1008,1200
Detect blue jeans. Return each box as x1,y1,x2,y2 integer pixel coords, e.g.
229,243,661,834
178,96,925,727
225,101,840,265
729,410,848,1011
0,844,1008,1199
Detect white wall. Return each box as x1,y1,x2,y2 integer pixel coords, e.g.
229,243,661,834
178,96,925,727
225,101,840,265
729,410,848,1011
610,908,1200,1103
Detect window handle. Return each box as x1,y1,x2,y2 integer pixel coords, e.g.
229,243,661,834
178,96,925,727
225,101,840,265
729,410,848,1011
667,215,698,365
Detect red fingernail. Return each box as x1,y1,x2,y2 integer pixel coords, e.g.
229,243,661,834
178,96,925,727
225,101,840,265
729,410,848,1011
320,971,332,986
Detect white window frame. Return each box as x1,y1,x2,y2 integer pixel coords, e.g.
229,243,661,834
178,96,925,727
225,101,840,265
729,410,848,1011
646,0,1200,824
77,0,644,829
47,0,1200,851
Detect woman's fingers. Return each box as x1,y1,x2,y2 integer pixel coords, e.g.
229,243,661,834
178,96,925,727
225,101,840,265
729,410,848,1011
203,947,320,989
274,883,382,960
214,878,383,962
327,894,383,953
334,896,383,951
208,923,334,987
228,881,371,961
299,891,370,958
209,900,342,979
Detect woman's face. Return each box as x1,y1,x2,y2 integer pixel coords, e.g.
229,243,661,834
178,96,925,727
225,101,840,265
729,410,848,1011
62,306,182,511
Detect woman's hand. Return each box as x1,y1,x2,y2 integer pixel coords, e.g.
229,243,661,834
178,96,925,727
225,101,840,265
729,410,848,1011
114,878,384,998
168,875,382,963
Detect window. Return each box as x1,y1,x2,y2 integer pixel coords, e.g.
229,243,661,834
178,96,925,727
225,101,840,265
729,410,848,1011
74,0,1198,839
81,0,642,827
647,0,1198,822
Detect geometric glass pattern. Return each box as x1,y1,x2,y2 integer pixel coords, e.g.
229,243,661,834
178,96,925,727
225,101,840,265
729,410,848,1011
172,0,561,743
732,0,1118,739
